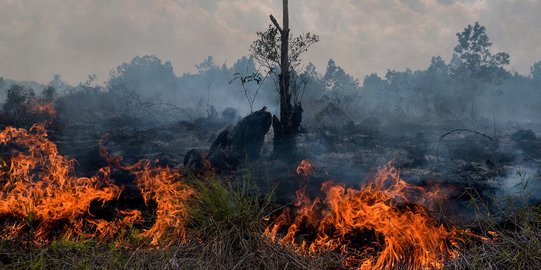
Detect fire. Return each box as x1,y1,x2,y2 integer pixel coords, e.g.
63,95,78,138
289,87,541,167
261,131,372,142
0,102,194,246
0,102,465,266
296,159,314,177
264,162,461,270
99,145,195,246
135,162,194,246
29,101,57,120
0,123,122,243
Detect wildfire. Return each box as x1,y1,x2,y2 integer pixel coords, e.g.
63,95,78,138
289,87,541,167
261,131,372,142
0,123,122,243
0,102,465,267
264,161,462,270
0,102,194,246
296,159,314,177
29,101,57,120
99,144,195,246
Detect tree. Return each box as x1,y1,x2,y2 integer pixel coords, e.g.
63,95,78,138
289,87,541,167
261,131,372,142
451,22,510,81
2,84,36,126
420,56,453,119
299,62,325,99
531,60,541,80
450,22,510,119
48,75,70,95
107,55,177,100
41,86,57,102
322,59,360,102
250,0,319,158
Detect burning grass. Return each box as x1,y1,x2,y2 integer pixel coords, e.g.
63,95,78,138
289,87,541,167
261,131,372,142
0,118,196,246
264,162,463,270
0,123,123,243
0,176,337,270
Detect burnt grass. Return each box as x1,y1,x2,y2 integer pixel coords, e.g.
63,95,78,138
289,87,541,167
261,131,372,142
1,116,541,269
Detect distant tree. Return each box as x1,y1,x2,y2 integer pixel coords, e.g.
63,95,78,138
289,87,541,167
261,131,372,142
417,56,453,119
384,69,417,115
427,56,449,75
303,62,319,81
250,0,319,158
196,56,218,73
48,74,70,94
451,22,510,82
196,56,219,117
2,84,35,126
531,60,541,80
361,73,386,105
4,84,35,110
322,59,360,101
194,56,235,117
41,86,57,102
299,62,324,99
232,56,257,75
108,55,177,99
450,22,510,119
106,55,181,119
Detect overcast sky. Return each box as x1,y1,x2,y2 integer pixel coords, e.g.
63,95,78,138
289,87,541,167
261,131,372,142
0,0,540,85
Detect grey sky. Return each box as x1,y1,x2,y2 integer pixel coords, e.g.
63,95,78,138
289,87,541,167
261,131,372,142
0,0,540,84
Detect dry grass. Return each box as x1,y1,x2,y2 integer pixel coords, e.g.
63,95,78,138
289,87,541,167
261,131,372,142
0,235,341,270
0,177,342,270
0,175,540,269
446,205,541,270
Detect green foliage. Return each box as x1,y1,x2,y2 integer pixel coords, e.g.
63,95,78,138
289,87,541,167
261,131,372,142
250,24,319,73
451,22,510,83
189,177,272,236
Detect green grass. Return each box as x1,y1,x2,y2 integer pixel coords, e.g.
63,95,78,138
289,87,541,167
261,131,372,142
189,177,272,235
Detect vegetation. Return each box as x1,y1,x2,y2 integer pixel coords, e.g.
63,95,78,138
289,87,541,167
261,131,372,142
0,176,341,270
250,0,319,158
0,174,539,269
0,18,540,270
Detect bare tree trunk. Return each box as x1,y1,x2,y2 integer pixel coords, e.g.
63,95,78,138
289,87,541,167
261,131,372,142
271,0,301,159
280,0,290,126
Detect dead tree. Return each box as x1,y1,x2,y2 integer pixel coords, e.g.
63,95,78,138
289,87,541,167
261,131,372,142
250,0,318,159
272,0,294,157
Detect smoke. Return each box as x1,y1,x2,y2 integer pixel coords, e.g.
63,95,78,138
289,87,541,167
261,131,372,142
497,165,541,204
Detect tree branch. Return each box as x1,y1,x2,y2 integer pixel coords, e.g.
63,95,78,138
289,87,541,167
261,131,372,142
269,14,282,33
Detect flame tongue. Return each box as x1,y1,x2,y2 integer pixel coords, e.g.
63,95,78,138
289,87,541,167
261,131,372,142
0,124,122,242
0,102,195,246
99,144,195,246
265,162,460,270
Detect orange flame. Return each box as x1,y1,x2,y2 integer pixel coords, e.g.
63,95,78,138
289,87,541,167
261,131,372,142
99,146,195,247
0,102,194,246
0,124,123,243
29,102,57,120
296,160,314,177
265,161,461,270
